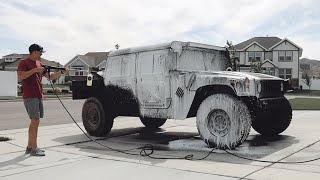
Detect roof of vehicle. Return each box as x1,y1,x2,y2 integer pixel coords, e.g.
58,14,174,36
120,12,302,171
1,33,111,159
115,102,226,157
108,41,226,57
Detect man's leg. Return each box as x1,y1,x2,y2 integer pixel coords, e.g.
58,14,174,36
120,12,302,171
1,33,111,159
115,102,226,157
28,118,40,149
28,118,45,156
24,98,45,156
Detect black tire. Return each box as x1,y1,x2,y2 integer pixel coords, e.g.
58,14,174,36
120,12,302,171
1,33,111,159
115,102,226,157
140,117,167,129
82,97,114,136
196,94,252,149
252,98,292,136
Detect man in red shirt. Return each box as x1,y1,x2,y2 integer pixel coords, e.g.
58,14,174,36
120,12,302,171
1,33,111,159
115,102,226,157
17,44,68,156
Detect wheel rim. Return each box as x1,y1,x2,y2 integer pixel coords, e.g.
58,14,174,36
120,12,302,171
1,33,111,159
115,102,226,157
87,104,100,128
206,109,231,137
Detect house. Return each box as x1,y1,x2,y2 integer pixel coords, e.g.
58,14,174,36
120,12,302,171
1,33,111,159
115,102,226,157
64,52,108,81
0,53,27,71
0,53,65,84
234,37,303,87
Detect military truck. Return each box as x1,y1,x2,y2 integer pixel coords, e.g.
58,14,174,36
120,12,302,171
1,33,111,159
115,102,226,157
72,41,292,149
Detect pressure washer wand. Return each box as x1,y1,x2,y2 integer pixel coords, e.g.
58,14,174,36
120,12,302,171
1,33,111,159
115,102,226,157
42,65,66,72
42,65,89,72
68,69,90,72
42,65,93,73
41,65,68,80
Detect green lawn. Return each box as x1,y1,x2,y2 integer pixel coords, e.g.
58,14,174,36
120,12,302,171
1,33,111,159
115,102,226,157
43,84,70,90
42,84,71,94
289,98,320,110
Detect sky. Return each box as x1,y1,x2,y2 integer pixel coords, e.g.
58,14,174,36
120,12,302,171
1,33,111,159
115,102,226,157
0,0,319,65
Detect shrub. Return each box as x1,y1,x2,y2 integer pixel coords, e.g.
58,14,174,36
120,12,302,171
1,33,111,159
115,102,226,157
61,89,69,93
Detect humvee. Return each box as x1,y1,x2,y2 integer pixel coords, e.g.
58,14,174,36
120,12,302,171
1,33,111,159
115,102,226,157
72,41,292,149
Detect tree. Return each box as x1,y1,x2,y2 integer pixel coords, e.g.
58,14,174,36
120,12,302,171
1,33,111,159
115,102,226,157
226,40,239,71
302,72,312,90
250,61,263,73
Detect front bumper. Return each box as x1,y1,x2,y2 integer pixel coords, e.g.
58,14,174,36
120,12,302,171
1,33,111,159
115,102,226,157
258,97,288,110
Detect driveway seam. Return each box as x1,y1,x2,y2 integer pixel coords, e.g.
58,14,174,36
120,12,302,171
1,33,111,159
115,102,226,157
240,139,320,179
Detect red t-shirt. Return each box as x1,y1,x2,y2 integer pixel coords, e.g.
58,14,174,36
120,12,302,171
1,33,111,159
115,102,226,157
18,58,47,99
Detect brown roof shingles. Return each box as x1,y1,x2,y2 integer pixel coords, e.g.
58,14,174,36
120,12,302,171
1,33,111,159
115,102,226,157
1,54,62,70
235,37,282,50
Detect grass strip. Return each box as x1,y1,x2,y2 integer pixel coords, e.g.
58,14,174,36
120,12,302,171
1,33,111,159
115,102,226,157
289,98,320,110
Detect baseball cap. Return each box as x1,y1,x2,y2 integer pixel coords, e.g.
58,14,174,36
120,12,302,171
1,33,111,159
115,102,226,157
29,44,45,53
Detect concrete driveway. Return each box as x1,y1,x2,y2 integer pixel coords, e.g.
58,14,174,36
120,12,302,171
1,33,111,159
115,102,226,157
0,111,320,180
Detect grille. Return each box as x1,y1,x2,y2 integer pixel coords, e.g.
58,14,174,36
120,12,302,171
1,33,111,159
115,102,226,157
260,80,283,98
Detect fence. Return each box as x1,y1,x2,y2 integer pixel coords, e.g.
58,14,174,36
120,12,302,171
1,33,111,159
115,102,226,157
299,78,320,90
0,71,17,98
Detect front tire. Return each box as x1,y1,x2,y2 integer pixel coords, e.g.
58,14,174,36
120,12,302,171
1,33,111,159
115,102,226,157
252,98,292,136
82,97,114,136
196,94,252,149
140,117,167,129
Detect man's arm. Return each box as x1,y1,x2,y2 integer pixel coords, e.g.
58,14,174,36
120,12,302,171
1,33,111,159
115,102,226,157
18,67,44,81
44,69,68,80
44,71,62,80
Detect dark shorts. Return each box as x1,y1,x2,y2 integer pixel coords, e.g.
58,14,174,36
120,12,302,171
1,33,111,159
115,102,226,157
23,98,44,119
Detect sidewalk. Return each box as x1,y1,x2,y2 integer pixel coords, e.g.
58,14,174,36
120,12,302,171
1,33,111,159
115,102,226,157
0,94,72,101
285,95,320,100
1,114,320,180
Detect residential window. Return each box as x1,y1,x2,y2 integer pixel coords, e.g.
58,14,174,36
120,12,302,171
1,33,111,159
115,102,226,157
4,58,13,62
279,51,285,61
279,51,293,62
75,69,83,76
263,67,274,76
248,52,254,62
234,52,240,59
255,52,262,61
286,51,292,61
279,68,292,79
71,66,84,76
248,52,262,62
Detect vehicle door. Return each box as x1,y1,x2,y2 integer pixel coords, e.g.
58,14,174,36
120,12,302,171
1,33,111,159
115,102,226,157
137,50,171,108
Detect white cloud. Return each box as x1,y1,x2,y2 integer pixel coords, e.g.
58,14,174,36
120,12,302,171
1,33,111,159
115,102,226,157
294,36,320,60
0,49,13,57
0,0,319,64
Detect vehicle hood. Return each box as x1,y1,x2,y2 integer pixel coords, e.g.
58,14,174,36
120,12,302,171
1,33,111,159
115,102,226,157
188,70,284,81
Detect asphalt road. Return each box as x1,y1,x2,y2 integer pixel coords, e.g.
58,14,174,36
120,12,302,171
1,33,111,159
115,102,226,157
0,98,85,130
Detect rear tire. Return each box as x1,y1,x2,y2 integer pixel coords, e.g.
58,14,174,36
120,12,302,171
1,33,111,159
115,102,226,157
196,94,252,149
140,117,167,129
252,98,292,136
82,97,114,136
